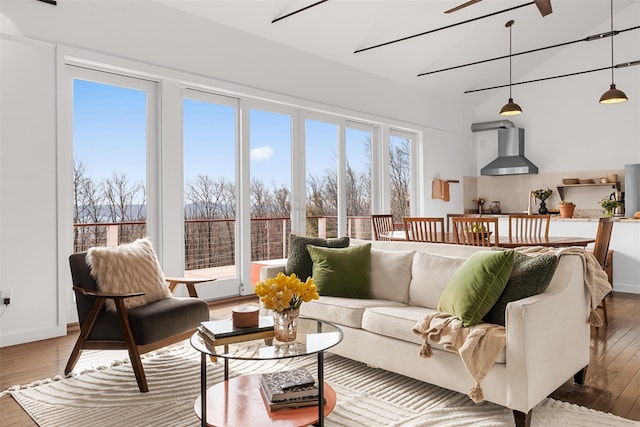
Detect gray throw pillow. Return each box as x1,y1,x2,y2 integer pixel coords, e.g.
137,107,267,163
284,235,350,280
483,252,559,326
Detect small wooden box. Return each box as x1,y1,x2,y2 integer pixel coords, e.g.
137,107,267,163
232,306,260,328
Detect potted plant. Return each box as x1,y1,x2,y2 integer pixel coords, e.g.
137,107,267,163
558,201,575,218
601,199,622,217
532,188,553,214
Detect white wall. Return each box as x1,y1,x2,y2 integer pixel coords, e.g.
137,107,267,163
0,1,475,346
0,35,64,346
470,3,640,296
472,4,640,174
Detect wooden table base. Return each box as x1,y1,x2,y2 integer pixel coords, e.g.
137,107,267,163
194,374,336,427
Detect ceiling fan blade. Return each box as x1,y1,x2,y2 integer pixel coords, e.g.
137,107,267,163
534,0,552,17
444,0,482,14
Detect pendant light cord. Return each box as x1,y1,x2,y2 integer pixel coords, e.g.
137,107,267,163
610,0,615,84
509,24,513,98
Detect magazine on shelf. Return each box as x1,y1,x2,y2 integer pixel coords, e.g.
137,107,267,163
200,315,274,339
259,368,318,402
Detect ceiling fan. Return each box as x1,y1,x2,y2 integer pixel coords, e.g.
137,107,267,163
445,0,553,17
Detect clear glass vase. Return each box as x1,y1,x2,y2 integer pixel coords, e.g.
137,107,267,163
273,308,299,342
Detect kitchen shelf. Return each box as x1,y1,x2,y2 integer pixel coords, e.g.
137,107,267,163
556,181,620,200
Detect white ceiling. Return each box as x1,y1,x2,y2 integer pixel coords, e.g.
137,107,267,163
157,0,639,103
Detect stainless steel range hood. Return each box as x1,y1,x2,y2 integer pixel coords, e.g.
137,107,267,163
472,121,538,176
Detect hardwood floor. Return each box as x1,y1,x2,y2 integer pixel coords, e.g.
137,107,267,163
2,293,639,425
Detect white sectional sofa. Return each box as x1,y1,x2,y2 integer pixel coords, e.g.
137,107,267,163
260,239,591,426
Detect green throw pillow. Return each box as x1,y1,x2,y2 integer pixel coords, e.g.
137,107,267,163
306,244,372,298
284,235,350,280
483,252,558,326
437,250,515,327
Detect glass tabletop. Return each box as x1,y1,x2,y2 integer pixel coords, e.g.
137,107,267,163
190,317,343,361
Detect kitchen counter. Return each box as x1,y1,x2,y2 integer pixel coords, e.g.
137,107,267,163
466,212,640,222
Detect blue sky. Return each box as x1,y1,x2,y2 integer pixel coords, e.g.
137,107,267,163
74,79,370,193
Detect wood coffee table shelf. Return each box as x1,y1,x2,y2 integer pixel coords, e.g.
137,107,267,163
194,374,336,427
190,317,343,427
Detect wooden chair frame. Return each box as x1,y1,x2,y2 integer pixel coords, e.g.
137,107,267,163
451,217,500,247
592,217,614,325
371,214,397,241
403,217,445,243
508,214,551,240
64,286,197,392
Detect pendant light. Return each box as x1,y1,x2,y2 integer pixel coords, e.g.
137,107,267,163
600,0,628,104
500,20,522,116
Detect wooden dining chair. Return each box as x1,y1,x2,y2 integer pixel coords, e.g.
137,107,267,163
508,214,550,240
446,213,465,234
592,217,615,325
451,217,500,247
371,214,396,241
403,217,445,243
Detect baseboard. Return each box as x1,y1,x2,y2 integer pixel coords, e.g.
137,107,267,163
612,284,640,294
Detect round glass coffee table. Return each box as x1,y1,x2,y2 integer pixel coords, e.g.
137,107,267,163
191,317,343,427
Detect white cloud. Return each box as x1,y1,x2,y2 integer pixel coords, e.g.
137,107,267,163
250,145,274,161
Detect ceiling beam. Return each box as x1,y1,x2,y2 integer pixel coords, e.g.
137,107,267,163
463,59,640,93
272,0,328,24
418,25,640,77
354,2,534,54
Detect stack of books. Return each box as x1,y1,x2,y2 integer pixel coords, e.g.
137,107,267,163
259,368,320,411
196,316,275,350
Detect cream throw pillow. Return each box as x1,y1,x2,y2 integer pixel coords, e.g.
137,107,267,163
409,252,467,309
369,248,414,303
86,238,171,311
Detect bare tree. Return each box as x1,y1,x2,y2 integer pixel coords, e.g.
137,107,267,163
103,172,145,222
73,160,107,250
390,138,410,222
184,175,236,269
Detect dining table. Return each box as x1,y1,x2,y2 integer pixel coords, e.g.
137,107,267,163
382,231,595,248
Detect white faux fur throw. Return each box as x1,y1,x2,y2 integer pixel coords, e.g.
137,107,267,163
86,238,171,311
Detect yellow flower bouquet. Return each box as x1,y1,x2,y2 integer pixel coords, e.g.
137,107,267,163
254,272,319,312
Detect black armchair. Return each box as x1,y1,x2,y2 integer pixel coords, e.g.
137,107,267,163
65,252,210,392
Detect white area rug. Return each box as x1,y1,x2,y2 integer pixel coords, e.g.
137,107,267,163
3,343,637,427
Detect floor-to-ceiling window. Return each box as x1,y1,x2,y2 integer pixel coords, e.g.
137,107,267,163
304,117,339,238
66,60,418,303
389,131,412,223
248,107,293,283
71,68,156,253
183,91,239,288
345,123,374,239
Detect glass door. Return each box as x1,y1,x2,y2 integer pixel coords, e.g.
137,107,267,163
183,91,239,296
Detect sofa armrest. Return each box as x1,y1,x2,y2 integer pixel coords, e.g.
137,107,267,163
504,254,590,412
259,262,286,281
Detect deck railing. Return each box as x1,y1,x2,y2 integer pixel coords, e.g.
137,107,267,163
73,216,372,272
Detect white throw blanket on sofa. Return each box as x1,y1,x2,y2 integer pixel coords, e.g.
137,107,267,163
412,312,505,404
514,246,612,327
412,246,611,404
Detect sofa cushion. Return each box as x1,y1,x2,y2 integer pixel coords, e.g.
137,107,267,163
284,235,350,280
370,248,414,303
86,238,172,312
307,244,372,298
483,252,559,326
437,250,515,327
408,252,466,309
362,305,506,364
299,297,405,328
